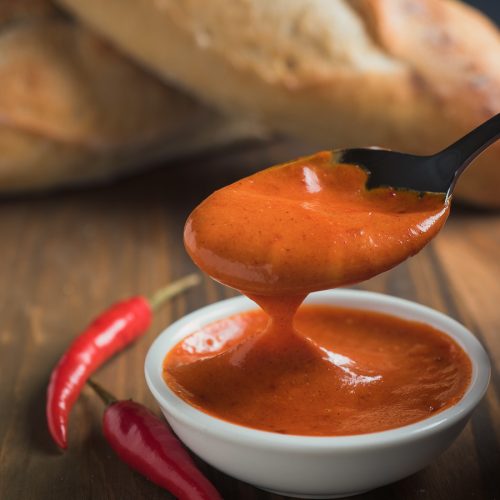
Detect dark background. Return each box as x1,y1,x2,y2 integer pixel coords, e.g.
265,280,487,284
466,0,500,22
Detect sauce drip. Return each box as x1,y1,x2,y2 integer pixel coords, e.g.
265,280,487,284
164,151,470,435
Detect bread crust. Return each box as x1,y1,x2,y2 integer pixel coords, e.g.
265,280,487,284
0,1,261,192
58,0,500,206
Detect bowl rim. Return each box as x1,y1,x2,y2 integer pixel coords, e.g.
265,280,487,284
145,288,490,451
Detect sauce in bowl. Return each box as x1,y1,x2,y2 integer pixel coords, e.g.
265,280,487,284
164,151,471,436
164,305,471,436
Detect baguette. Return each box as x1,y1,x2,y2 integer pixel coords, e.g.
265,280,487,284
57,0,500,206
0,1,261,192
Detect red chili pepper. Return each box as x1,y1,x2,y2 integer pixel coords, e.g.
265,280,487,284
47,274,200,449
87,380,221,500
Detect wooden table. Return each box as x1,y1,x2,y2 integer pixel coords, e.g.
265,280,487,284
1,141,499,500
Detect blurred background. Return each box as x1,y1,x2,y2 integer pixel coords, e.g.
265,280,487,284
0,0,499,205
469,0,500,20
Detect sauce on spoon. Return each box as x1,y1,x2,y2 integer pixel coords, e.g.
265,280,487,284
184,152,450,296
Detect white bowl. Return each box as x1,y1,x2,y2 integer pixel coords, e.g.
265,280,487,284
145,289,490,499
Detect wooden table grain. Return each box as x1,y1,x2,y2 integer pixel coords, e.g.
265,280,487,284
1,142,499,500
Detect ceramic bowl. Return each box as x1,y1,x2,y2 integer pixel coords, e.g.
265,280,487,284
145,289,490,499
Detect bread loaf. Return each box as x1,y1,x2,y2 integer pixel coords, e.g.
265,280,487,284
0,1,261,192
57,0,500,206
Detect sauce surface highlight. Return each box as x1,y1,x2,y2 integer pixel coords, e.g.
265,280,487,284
165,151,470,436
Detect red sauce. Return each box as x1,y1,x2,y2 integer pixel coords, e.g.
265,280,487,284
164,151,471,435
164,306,471,435
184,152,450,295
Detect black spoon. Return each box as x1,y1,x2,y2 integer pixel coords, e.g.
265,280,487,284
333,113,500,198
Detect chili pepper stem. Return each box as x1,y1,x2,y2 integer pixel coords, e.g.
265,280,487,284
87,379,118,406
148,273,201,311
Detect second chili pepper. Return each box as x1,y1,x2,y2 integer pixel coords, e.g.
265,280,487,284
47,274,200,449
87,380,221,500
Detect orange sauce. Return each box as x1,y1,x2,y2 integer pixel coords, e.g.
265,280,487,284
164,151,471,435
184,152,450,295
165,306,471,435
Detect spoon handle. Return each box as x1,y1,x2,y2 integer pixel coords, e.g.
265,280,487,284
435,113,500,194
